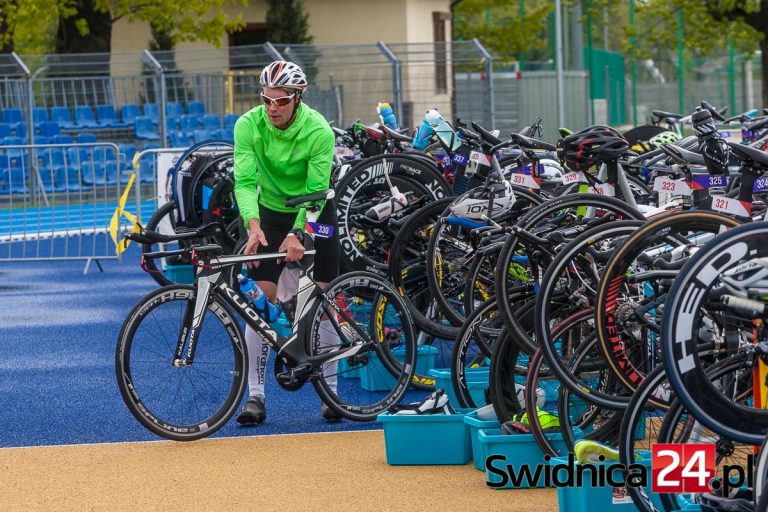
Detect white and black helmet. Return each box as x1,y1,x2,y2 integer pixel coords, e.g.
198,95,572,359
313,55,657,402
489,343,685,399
260,61,308,91
449,179,517,220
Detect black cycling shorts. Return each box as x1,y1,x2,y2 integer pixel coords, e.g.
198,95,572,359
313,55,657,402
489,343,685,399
247,202,340,285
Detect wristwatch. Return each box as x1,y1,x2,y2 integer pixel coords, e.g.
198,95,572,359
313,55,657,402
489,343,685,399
287,228,305,243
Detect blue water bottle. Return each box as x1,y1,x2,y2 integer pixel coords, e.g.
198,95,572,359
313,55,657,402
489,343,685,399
411,118,435,150
377,102,399,130
238,274,279,323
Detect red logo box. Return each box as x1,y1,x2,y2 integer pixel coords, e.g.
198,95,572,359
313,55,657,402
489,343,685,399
652,443,716,493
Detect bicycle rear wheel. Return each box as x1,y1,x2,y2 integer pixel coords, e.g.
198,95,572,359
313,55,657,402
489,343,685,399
115,285,247,441
305,271,417,421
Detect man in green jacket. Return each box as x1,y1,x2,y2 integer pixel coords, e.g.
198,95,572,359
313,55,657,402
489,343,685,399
233,60,341,424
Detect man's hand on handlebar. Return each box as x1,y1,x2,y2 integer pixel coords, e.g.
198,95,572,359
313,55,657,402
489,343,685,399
278,232,304,264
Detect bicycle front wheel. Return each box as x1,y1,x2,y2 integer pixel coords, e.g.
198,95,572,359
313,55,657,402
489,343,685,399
115,285,247,441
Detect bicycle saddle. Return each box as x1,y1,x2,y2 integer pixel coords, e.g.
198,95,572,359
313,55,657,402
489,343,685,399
728,140,768,167
660,144,706,166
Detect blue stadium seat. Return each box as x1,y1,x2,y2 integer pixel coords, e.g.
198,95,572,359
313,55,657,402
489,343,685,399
223,114,239,128
166,102,184,119
118,143,137,170
187,101,205,117
0,124,11,138
52,133,74,144
2,108,23,125
179,114,201,133
203,114,222,131
169,131,192,148
39,122,61,138
217,128,234,143
193,129,211,144
33,107,48,128
80,161,107,186
34,135,51,145
92,145,118,163
165,116,179,132
51,107,77,129
120,104,140,125
74,106,100,128
142,103,159,124
134,117,159,141
13,122,27,141
96,105,128,128
37,166,66,193
76,132,97,143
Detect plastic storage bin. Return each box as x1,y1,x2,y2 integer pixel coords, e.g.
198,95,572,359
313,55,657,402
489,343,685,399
478,428,576,489
428,367,489,408
377,408,473,465
165,264,195,284
551,450,664,511
464,410,500,471
360,345,437,391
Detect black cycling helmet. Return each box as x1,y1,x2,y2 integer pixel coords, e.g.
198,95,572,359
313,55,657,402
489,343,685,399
699,488,755,512
558,124,630,171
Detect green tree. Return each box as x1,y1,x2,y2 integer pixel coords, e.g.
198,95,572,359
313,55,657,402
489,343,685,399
454,0,553,65
42,0,248,54
622,0,768,108
265,0,312,45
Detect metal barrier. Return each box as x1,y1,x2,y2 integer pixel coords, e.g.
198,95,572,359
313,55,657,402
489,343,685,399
0,142,153,270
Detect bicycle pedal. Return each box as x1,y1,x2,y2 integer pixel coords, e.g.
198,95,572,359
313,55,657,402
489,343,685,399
276,362,312,386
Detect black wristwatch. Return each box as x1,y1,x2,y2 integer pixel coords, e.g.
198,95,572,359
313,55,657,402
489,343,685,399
288,228,305,243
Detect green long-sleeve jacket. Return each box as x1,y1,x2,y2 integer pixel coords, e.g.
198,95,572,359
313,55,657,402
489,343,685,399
233,102,335,231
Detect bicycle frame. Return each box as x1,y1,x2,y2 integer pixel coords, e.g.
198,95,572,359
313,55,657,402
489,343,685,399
177,245,372,375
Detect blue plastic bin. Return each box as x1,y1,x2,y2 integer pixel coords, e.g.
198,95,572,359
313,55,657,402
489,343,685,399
360,345,437,391
428,367,489,408
165,264,195,284
463,411,500,471
551,450,664,511
478,428,577,489
377,408,473,465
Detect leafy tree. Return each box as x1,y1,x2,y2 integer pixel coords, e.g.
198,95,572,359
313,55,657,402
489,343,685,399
265,0,316,82
620,0,768,107
265,0,312,45
40,0,248,54
454,0,553,66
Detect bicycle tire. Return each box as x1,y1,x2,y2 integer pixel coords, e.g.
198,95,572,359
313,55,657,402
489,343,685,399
335,155,451,277
595,211,741,395
115,285,247,441
662,221,768,445
497,193,644,354
388,196,460,339
535,220,645,408
305,271,416,421
426,185,543,327
450,298,502,408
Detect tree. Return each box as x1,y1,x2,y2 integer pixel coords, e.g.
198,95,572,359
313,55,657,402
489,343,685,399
43,0,248,54
265,0,312,45
454,0,553,66
623,0,768,108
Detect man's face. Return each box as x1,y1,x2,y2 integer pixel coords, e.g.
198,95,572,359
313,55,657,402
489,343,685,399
262,86,298,128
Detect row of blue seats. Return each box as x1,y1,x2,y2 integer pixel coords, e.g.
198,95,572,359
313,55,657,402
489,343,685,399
0,163,136,195
1,104,240,132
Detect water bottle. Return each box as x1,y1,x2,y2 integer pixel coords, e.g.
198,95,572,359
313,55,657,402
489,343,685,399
238,274,279,323
377,102,399,130
411,118,435,150
425,109,462,151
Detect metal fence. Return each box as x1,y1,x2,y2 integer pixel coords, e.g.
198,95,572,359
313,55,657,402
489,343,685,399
0,142,153,266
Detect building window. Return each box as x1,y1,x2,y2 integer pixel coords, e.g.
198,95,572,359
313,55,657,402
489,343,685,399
433,12,451,93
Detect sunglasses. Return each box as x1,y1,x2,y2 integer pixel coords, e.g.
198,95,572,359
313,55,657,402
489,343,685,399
260,92,296,107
